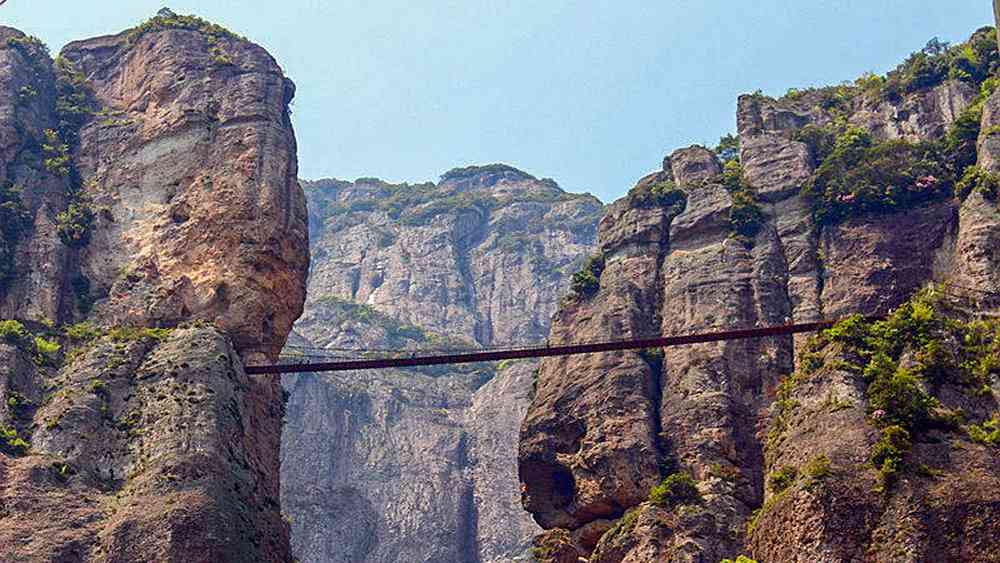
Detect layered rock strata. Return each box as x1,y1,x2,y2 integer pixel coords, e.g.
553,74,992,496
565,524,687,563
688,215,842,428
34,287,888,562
0,11,307,562
281,168,603,562
521,28,1000,562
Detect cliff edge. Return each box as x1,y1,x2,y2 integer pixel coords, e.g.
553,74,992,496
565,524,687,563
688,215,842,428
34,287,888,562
0,11,307,561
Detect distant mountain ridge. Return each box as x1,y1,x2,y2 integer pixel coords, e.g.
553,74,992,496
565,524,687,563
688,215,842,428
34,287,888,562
281,167,604,562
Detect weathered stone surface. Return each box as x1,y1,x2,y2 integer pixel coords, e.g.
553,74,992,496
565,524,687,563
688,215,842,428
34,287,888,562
522,175,672,535
282,169,603,562
0,27,73,323
467,360,541,562
64,25,308,361
955,88,1000,290
520,29,1000,562
854,80,977,142
0,328,290,562
750,315,1000,562
0,13,306,562
282,368,482,563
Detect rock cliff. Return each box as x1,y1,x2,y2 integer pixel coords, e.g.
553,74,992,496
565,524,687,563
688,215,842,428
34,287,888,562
520,27,1000,562
0,10,306,562
280,168,603,562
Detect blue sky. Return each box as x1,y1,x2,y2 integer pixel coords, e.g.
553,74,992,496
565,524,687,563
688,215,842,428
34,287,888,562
1,1,993,202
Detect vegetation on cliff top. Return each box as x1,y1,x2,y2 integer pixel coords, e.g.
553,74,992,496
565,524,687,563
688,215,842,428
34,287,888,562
882,29,999,100
768,28,1000,226
626,179,687,215
793,74,999,225
440,163,536,182
124,10,244,66
125,10,245,46
309,173,591,234
771,28,999,108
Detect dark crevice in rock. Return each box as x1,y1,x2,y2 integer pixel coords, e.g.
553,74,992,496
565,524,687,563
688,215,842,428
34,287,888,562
457,433,483,563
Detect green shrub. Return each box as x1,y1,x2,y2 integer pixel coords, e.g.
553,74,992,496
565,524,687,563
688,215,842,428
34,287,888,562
945,103,983,172
56,203,94,247
33,336,61,365
64,322,103,341
0,320,28,343
803,454,832,482
5,34,49,57
721,161,763,244
6,392,32,418
768,465,798,493
0,425,29,456
648,472,701,508
53,56,97,144
16,85,38,105
41,129,71,176
792,124,837,166
107,327,173,342
649,181,687,216
51,461,74,482
867,368,936,430
968,416,1000,446
570,254,605,298
870,425,911,491
730,190,763,239
639,347,664,368
802,125,952,225
822,314,870,347
721,557,759,563
88,379,108,396
721,160,746,193
71,275,95,314
601,507,640,542
855,72,886,100
956,166,1000,201
913,339,955,385
781,288,1000,492
625,180,687,216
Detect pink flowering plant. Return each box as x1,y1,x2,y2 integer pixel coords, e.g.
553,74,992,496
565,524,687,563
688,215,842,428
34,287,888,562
800,125,953,224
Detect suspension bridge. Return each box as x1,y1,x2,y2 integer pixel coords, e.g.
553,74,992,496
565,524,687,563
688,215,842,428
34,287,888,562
244,283,1000,375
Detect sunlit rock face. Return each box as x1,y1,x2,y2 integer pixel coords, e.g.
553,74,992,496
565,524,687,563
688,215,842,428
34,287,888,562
520,27,1000,563
0,12,307,562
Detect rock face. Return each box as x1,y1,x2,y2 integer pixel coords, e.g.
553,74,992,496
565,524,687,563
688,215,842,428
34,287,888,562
520,28,1000,562
0,12,306,562
281,168,603,562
